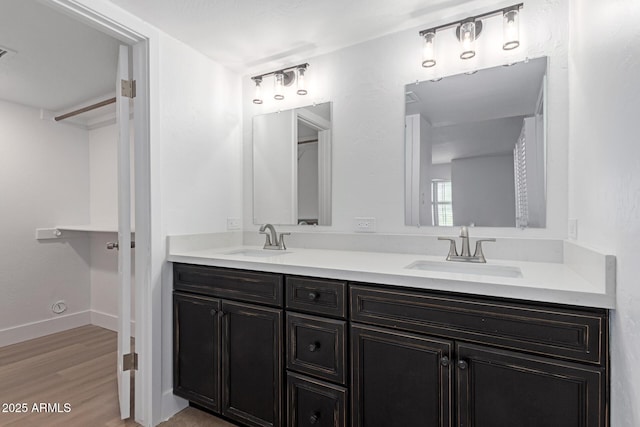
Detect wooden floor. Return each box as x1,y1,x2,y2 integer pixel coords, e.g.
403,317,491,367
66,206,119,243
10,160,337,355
0,325,137,426
0,325,232,427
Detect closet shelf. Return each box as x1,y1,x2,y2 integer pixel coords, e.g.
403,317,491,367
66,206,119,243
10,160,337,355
35,225,135,240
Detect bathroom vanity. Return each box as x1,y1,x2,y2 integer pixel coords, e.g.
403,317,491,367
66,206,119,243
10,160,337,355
170,243,613,427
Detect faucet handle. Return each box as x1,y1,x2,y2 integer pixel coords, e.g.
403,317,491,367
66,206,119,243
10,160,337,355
438,237,459,260
278,232,291,250
473,238,496,263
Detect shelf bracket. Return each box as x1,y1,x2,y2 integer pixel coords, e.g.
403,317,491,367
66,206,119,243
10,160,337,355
35,228,63,240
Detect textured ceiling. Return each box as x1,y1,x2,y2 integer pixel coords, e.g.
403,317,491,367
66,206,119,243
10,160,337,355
106,0,480,73
0,0,488,114
0,0,120,112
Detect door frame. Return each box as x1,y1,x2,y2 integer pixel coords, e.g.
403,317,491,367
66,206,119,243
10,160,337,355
41,1,158,425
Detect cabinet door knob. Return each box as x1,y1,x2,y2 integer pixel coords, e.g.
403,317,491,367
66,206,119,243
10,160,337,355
218,310,226,318
308,342,321,352
458,360,468,370
308,291,319,301
309,411,320,424
210,309,217,316
440,356,450,367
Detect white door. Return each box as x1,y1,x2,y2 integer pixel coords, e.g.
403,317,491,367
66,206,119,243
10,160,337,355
116,44,133,420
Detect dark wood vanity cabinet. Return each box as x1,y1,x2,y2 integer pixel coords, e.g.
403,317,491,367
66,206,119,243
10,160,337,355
350,284,609,427
351,324,453,427
173,264,283,427
173,264,609,427
285,276,348,427
456,343,605,427
173,292,221,411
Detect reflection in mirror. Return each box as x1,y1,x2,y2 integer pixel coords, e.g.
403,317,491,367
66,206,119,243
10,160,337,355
253,102,332,226
405,57,547,228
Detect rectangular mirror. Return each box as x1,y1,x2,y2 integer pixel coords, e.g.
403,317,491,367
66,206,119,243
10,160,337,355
253,102,332,226
404,57,548,228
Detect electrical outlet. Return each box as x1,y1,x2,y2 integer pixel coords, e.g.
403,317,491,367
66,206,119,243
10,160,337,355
354,217,376,233
568,219,578,240
227,217,241,230
51,300,67,314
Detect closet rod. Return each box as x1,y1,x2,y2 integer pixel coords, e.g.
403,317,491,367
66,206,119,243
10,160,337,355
54,97,116,122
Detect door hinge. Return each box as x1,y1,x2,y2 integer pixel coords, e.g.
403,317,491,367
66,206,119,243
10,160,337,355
121,79,136,99
123,352,138,371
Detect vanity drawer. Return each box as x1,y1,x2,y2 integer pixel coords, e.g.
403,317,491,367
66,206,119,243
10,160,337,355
286,276,347,318
287,313,347,385
350,285,607,364
173,263,283,307
287,373,347,427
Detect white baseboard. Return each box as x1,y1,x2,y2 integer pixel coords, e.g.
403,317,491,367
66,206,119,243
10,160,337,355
160,389,188,424
90,310,136,333
0,310,138,347
0,310,91,347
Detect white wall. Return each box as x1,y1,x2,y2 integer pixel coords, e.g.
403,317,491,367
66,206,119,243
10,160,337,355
451,152,516,227
0,99,91,346
243,0,569,238
160,33,243,237
568,1,640,425
158,31,243,417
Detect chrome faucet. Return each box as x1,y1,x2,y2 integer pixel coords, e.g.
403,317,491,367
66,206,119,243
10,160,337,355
438,226,495,263
259,224,290,250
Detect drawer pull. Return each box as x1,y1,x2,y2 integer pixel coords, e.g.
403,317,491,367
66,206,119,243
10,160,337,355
309,411,320,424
308,291,319,301
308,342,321,352
458,360,468,370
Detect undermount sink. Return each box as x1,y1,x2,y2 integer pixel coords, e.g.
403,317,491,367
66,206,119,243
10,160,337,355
405,260,523,278
224,249,291,257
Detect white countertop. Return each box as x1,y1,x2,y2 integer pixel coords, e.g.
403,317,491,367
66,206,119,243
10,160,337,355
168,243,616,309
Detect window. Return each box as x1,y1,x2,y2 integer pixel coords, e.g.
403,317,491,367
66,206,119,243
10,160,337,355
432,180,453,226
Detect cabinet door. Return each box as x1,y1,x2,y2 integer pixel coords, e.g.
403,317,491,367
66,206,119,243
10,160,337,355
456,343,606,427
221,301,283,427
351,324,453,427
287,372,347,427
173,292,220,411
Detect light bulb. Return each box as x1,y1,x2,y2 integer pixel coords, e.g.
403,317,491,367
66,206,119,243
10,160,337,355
252,79,263,104
422,31,436,68
459,21,476,60
274,72,285,100
296,67,307,95
503,9,520,50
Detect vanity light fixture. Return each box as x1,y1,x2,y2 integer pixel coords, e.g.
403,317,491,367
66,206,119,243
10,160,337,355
421,30,436,68
252,77,263,104
458,19,479,59
296,66,307,95
418,3,523,67
502,7,521,50
251,63,310,103
274,72,285,100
